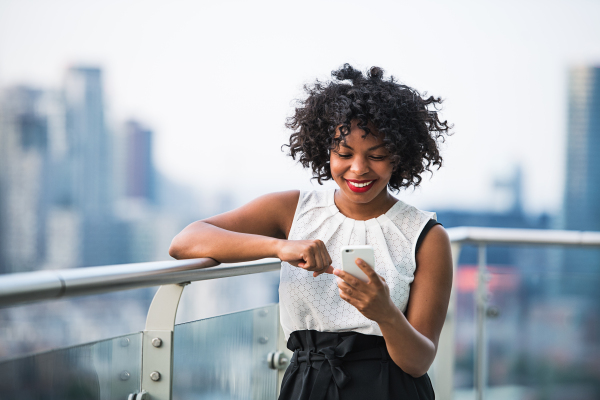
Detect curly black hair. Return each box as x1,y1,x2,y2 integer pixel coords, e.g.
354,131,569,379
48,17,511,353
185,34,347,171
284,64,452,191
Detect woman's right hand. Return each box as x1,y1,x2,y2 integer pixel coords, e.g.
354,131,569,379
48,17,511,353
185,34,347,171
276,239,334,277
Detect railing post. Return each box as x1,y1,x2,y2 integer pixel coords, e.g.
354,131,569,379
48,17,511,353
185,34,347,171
430,242,461,400
276,304,293,397
475,245,489,400
138,283,188,400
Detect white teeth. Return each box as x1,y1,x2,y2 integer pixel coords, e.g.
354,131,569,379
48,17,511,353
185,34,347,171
349,181,373,188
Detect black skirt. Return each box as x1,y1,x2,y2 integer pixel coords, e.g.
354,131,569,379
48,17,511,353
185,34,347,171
278,330,435,400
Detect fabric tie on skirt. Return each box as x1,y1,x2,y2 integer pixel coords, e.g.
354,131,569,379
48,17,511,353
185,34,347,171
281,331,391,400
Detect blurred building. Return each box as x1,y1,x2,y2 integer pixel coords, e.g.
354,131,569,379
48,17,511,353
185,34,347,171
0,65,203,358
564,66,600,233
0,87,50,273
62,67,127,267
560,66,600,314
63,67,112,216
0,65,201,275
124,120,155,202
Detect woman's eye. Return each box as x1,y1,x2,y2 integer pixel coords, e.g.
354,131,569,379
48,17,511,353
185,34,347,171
370,156,386,161
336,153,352,159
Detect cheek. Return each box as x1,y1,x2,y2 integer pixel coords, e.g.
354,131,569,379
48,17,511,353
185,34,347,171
329,157,344,177
375,163,394,180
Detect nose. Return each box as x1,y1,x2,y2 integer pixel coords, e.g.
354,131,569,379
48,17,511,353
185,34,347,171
350,155,369,176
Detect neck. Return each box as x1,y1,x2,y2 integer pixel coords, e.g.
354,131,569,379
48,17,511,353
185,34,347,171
334,188,397,220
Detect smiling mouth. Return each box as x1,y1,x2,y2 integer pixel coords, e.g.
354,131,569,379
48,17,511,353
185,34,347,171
345,179,376,193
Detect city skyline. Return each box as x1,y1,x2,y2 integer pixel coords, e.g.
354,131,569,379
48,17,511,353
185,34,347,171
1,0,600,216
0,65,199,274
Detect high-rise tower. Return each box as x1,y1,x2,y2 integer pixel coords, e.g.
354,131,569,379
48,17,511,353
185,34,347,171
63,66,112,217
124,120,155,202
563,66,600,276
0,87,50,273
63,67,124,266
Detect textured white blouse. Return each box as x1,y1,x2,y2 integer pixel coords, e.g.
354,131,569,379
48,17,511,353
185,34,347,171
279,189,436,341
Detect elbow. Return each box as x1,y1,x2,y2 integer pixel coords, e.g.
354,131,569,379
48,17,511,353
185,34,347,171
169,233,207,260
401,361,431,379
168,235,184,259
407,368,429,379
392,345,436,379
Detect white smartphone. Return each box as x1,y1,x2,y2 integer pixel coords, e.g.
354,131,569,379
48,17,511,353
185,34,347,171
340,245,375,283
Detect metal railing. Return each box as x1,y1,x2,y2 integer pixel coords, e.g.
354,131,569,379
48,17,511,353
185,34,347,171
1,227,599,400
440,227,600,400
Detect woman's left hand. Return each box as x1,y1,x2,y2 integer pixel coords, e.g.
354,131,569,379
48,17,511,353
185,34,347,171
333,258,397,323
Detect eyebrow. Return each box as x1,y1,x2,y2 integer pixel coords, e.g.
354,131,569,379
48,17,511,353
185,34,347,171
340,143,386,151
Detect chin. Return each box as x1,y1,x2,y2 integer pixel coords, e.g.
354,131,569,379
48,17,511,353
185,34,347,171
340,185,385,203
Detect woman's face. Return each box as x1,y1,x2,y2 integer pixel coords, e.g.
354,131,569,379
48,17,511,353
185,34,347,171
330,120,394,204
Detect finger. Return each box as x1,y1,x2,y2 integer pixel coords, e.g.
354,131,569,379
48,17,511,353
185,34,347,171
313,265,335,278
355,258,379,283
320,241,333,271
323,265,334,274
314,241,333,276
333,268,360,288
338,289,355,305
311,244,325,272
302,250,317,271
337,279,357,296
336,277,350,292
316,241,328,272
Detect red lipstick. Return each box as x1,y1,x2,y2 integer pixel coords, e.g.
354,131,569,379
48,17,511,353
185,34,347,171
345,179,376,193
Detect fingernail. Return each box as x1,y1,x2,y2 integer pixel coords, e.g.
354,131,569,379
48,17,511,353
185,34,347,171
333,268,340,276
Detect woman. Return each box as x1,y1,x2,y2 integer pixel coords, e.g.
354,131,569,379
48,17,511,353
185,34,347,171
169,64,453,400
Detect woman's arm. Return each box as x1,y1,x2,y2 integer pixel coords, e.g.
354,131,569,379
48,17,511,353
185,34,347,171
168,190,333,274
334,225,453,377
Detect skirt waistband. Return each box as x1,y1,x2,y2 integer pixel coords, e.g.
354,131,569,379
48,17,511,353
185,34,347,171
283,330,390,400
287,329,387,353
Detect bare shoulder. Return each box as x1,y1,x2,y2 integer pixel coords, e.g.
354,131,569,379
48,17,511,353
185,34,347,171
203,190,300,239
420,224,451,250
414,224,452,283
406,224,453,348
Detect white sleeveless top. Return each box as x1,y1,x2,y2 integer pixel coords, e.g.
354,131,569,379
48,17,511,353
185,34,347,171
279,189,436,341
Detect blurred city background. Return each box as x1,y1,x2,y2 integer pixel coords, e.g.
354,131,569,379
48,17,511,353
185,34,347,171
0,0,599,399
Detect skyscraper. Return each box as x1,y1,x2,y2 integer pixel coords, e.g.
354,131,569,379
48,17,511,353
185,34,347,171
0,87,50,273
563,66,600,275
63,67,125,266
564,66,600,232
124,120,155,202
63,66,112,217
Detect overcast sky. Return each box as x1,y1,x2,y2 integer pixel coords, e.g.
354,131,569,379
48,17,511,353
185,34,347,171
1,0,599,216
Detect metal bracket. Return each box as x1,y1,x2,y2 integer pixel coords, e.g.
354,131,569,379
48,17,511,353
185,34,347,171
267,351,289,370
128,390,148,400
140,283,187,400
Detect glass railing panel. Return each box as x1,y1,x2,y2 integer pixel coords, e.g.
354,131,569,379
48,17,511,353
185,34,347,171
0,332,142,400
0,287,155,361
175,271,280,324
173,303,279,400
453,245,600,400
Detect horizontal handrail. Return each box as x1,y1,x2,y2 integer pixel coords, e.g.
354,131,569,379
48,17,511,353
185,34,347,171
1,226,599,308
0,258,281,307
447,226,600,246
